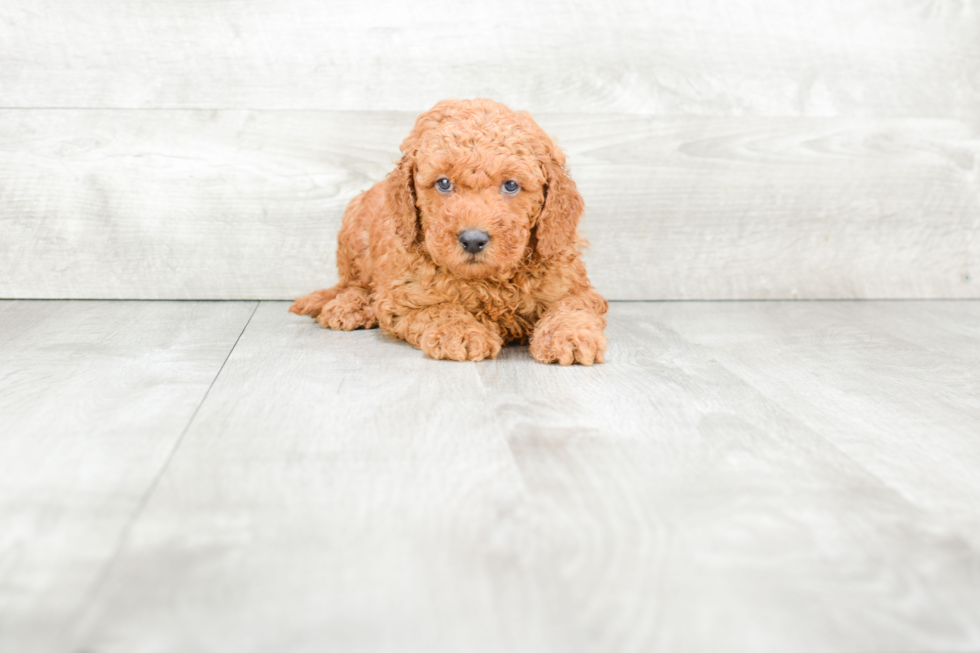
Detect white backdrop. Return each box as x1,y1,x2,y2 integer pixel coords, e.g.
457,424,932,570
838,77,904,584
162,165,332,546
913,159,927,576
1,0,978,299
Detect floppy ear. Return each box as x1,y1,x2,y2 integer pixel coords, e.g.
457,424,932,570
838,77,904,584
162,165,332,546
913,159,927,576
384,104,451,250
384,152,418,250
535,150,584,259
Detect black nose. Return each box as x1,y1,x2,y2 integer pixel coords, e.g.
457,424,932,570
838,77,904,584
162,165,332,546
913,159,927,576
458,229,490,254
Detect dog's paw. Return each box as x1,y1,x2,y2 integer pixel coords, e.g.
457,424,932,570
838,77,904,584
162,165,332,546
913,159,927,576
316,289,376,331
289,288,338,317
530,322,606,366
419,324,502,362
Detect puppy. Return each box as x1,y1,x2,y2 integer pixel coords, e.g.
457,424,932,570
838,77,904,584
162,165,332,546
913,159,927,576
290,98,607,365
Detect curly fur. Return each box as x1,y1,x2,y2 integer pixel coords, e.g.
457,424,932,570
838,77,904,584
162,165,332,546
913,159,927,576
290,99,608,365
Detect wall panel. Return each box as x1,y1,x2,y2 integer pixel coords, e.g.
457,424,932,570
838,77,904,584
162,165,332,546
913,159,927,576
1,0,977,117
2,110,976,299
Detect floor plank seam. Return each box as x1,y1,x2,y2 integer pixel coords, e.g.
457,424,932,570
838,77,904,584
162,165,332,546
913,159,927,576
59,300,260,637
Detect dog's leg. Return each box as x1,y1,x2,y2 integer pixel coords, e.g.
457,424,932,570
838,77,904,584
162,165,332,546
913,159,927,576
289,234,365,319
389,304,503,362
316,286,377,330
291,187,377,320
530,291,608,366
289,287,341,317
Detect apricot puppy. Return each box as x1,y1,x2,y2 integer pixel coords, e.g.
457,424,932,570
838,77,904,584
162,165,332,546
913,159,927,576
290,98,607,365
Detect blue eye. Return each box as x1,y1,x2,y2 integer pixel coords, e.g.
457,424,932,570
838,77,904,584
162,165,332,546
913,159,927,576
502,180,520,194
436,178,452,192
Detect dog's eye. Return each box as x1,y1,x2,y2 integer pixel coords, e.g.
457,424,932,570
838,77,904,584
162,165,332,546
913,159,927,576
435,178,452,192
502,180,520,194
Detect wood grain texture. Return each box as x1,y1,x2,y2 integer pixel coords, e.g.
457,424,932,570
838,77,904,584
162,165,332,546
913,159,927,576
2,0,978,118
62,301,980,653
0,110,411,300
2,110,977,300
655,300,980,549
0,300,256,653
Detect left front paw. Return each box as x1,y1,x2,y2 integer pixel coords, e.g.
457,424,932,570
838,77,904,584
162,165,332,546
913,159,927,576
530,319,607,366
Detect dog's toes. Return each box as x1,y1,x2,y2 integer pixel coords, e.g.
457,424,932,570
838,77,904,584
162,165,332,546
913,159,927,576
464,330,502,361
316,306,378,331
422,332,467,361
317,305,377,331
290,288,341,318
289,298,317,316
315,290,377,330
421,327,502,362
530,327,606,366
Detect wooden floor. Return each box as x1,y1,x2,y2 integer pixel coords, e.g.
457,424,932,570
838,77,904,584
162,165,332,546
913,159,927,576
2,300,979,653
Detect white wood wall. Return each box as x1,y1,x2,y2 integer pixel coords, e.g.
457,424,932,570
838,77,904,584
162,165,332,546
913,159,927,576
1,0,978,300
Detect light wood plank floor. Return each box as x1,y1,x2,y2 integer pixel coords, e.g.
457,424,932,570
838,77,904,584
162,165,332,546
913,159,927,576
2,300,978,653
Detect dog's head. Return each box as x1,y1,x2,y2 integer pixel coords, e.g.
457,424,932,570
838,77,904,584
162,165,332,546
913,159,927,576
384,99,583,280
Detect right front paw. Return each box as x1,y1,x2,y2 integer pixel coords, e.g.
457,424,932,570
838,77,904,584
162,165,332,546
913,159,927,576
419,324,502,362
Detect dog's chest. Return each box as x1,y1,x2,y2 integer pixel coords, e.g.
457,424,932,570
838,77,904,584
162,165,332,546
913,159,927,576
460,278,543,341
